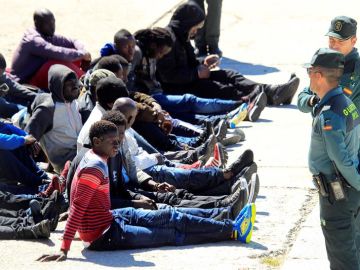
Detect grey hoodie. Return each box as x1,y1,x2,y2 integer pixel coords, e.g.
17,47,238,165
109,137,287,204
25,64,82,173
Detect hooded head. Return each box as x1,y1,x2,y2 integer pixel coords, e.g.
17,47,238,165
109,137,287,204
168,1,205,42
48,64,79,103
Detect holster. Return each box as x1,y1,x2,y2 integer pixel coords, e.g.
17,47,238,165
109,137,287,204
312,174,329,197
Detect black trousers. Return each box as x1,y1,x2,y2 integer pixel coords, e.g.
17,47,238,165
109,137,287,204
132,121,183,152
0,209,36,239
132,122,200,152
162,69,263,100
137,189,228,209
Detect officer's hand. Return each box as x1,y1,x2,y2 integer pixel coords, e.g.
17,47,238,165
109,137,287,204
36,250,67,262
309,95,320,107
156,182,176,193
197,65,211,79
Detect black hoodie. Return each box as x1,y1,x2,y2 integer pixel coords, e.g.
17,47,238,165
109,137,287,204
25,64,82,173
156,1,205,86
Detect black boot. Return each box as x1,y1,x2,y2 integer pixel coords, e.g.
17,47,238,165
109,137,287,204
224,149,254,177
31,220,51,238
264,75,300,106
238,162,258,183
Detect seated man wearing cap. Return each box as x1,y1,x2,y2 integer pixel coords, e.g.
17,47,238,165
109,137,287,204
305,47,360,270
298,16,360,111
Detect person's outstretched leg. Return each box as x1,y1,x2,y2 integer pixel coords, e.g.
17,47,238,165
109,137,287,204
0,148,45,188
89,207,233,250
145,166,227,193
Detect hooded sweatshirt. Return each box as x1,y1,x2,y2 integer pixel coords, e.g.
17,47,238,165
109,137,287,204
25,64,82,173
156,1,205,86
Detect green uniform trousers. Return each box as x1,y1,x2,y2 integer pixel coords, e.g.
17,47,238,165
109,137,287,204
319,186,360,270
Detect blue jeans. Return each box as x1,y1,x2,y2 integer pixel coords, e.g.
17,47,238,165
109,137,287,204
152,93,237,114
153,94,236,125
88,207,233,250
156,203,228,219
0,147,47,187
144,166,231,195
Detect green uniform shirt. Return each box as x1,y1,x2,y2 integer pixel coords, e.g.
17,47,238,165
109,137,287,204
309,86,360,190
298,48,360,112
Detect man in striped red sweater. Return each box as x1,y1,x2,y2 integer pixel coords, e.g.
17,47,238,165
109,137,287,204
38,120,254,262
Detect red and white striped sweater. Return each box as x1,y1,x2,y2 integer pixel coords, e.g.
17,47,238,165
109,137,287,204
61,150,113,251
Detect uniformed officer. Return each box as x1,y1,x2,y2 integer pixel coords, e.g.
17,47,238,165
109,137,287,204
298,16,360,112
306,48,360,270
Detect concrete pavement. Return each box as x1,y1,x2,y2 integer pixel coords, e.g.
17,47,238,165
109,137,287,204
1,0,359,269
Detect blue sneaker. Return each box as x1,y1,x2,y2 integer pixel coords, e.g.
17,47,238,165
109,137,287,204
233,203,256,243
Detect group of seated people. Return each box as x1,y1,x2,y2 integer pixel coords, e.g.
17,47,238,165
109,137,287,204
0,1,300,261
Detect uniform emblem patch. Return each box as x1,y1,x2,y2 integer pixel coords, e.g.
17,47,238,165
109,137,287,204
343,87,352,95
335,21,342,31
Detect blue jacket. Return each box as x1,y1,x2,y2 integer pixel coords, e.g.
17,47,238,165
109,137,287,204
0,122,27,150
309,87,360,190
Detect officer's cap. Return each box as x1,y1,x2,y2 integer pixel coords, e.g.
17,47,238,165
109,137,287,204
325,16,357,40
303,48,344,69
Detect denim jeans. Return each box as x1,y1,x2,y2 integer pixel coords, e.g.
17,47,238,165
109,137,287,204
144,166,231,195
156,203,228,219
88,207,233,250
152,93,237,115
0,147,48,188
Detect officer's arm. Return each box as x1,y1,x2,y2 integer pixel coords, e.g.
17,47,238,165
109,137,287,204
321,112,360,190
297,87,318,113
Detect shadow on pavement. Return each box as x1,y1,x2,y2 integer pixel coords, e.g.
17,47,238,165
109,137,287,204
76,240,269,266
220,57,280,76
76,249,156,267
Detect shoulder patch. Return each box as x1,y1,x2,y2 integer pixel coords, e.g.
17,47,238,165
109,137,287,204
343,87,353,95
323,119,333,131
